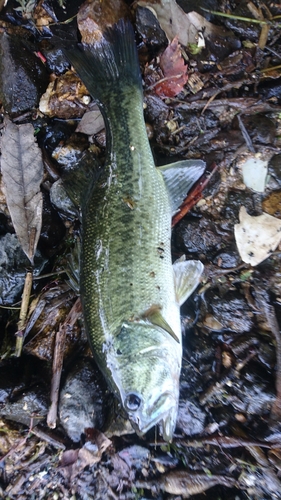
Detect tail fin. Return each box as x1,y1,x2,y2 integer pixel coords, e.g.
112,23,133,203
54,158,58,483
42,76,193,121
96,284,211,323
65,19,142,105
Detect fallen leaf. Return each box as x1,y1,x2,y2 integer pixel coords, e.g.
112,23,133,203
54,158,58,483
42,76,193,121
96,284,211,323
76,106,105,135
262,191,281,217
60,431,112,480
155,37,188,97
39,71,89,119
240,154,268,192
234,206,281,266
138,0,235,48
160,470,238,496
1,119,43,264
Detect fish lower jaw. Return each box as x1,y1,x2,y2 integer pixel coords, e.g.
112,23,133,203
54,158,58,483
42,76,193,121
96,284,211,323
128,407,177,442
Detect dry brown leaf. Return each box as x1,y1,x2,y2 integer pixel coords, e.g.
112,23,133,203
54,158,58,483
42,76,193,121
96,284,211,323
1,118,43,264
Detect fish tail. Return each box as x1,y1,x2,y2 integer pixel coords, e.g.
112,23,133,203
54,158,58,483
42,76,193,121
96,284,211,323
65,19,142,106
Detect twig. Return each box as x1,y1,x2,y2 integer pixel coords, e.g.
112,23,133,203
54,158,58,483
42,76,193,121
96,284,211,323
201,8,271,26
237,115,255,153
15,271,33,357
264,304,281,418
172,162,219,226
181,435,272,449
31,427,66,450
174,97,281,114
261,64,281,73
146,74,186,92
149,434,272,449
47,324,67,429
47,298,82,428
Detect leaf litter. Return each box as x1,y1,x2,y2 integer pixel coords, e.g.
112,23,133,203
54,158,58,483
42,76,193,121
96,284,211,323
1,0,281,499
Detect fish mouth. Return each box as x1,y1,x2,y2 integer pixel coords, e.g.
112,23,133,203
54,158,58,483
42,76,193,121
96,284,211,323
128,392,178,442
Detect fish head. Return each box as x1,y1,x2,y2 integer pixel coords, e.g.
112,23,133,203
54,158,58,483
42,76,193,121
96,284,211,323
108,321,182,441
123,385,178,442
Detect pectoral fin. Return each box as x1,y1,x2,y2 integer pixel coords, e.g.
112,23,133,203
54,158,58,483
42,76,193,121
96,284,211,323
158,159,206,215
173,256,204,306
142,305,180,343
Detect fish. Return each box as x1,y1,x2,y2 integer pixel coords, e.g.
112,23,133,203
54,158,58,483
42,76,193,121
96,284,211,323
65,19,205,441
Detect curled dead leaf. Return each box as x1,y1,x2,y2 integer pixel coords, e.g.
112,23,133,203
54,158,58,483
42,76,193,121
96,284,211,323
155,36,188,97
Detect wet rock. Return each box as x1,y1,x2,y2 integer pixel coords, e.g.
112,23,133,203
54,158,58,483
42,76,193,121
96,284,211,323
0,33,47,115
260,79,281,103
177,400,205,436
144,95,169,128
223,190,256,221
209,291,254,333
41,46,70,75
0,233,46,305
231,374,275,415
40,120,75,157
59,359,109,442
50,179,78,219
268,154,281,189
0,385,48,426
174,217,223,256
136,6,168,48
118,445,150,470
105,406,134,438
213,250,240,268
224,0,262,42
176,109,219,139
235,115,276,146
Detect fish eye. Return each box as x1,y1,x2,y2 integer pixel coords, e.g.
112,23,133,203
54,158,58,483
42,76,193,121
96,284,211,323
124,393,141,411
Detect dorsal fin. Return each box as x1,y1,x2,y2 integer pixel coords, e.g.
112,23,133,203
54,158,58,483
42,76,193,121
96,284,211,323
158,159,205,215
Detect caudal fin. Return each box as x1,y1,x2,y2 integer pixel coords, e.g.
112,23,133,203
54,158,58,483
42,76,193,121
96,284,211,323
65,19,142,106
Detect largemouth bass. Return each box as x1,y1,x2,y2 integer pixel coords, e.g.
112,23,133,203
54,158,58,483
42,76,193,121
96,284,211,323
66,20,204,441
